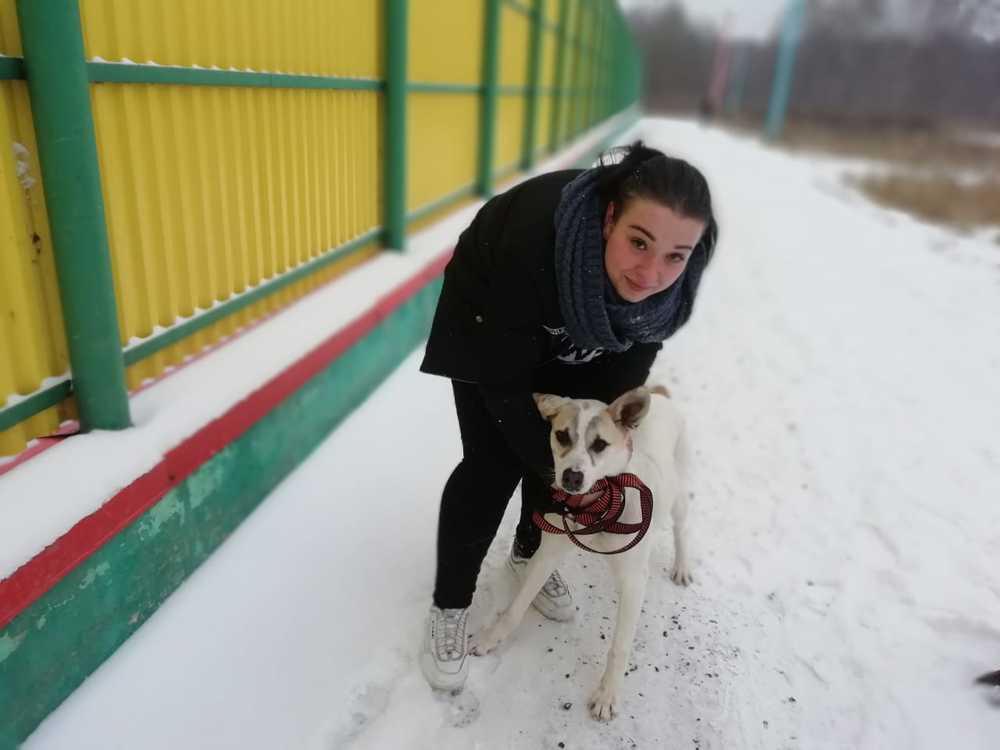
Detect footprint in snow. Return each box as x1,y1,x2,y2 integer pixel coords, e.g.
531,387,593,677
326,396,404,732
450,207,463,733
435,687,481,728
327,683,392,748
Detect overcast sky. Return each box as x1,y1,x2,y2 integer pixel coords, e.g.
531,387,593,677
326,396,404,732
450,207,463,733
619,0,789,40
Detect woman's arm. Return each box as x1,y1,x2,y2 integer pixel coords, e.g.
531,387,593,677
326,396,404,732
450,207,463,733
477,380,554,482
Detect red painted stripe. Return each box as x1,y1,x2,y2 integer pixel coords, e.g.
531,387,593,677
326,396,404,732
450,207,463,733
0,250,453,630
0,423,79,480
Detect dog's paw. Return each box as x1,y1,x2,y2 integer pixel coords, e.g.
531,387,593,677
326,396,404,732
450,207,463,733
670,561,693,586
469,630,502,657
588,684,619,721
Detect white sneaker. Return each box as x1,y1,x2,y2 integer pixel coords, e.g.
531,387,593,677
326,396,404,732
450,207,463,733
420,605,470,691
507,546,575,622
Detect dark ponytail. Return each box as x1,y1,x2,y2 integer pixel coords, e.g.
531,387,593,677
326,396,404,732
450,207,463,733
596,141,718,264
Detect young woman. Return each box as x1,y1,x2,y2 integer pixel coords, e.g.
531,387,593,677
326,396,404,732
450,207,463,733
418,142,718,690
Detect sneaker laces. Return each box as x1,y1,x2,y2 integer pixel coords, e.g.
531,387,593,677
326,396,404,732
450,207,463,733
433,608,468,661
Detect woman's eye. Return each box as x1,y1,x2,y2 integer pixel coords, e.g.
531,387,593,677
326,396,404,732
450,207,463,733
591,437,608,453
555,429,571,447
630,238,646,251
667,253,686,264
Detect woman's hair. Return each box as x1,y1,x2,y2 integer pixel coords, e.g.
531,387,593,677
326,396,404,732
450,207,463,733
596,140,717,258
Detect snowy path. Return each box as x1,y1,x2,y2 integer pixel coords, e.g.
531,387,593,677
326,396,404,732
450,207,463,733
25,119,1000,749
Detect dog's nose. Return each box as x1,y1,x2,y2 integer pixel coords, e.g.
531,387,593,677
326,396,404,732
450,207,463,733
562,468,584,493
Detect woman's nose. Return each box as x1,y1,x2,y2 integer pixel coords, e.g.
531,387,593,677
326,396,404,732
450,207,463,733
635,255,658,283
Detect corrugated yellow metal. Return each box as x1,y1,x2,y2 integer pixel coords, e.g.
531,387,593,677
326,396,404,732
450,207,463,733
539,24,558,151
0,0,20,56
494,94,525,172
579,3,595,128
0,81,70,455
499,5,529,88
407,93,478,214
545,0,560,26
409,0,483,84
89,84,383,390
79,1,381,78
5,0,602,454
541,23,558,87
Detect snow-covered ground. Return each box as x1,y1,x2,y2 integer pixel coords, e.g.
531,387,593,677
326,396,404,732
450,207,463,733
23,118,1000,749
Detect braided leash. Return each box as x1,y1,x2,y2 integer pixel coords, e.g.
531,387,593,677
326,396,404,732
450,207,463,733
531,473,653,555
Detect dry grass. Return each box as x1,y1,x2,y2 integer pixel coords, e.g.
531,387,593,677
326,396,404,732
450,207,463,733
725,117,1000,229
854,173,1000,229
769,119,1000,173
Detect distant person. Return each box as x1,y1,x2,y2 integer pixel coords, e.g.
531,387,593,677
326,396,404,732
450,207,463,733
417,142,719,691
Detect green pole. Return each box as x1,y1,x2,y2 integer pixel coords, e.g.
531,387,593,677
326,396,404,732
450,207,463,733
520,0,544,169
15,0,131,431
385,0,408,249
477,0,501,196
549,0,569,152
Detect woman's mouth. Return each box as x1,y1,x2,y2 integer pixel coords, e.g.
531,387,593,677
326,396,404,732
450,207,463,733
624,276,652,294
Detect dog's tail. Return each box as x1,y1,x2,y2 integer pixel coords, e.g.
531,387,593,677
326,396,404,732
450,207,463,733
977,670,1000,687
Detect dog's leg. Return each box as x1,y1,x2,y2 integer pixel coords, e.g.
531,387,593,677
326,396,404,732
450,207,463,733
589,553,649,721
670,489,692,585
470,532,569,656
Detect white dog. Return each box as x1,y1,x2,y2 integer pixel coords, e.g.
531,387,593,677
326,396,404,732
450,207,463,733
470,384,691,721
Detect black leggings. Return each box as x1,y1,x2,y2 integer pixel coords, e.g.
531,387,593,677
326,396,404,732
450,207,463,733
433,363,624,610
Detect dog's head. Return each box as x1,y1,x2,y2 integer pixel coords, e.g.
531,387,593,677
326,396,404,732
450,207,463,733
534,385,668,494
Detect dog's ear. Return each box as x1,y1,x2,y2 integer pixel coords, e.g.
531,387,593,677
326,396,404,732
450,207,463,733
649,384,671,399
533,393,568,421
608,387,652,430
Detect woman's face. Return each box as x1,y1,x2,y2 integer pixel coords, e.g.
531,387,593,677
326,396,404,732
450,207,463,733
603,198,705,303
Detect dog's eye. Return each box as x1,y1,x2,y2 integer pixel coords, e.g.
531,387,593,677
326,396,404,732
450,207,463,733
591,437,609,453
555,429,571,447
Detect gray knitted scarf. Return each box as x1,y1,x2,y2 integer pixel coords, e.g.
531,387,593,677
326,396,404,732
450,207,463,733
553,168,687,353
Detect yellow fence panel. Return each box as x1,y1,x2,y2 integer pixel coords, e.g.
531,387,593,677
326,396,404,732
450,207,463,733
545,0,561,26
90,84,382,389
0,0,19,56
494,93,525,173
0,81,70,455
407,93,478,214
1,0,638,454
409,0,483,85
79,0,381,79
499,4,529,89
541,22,558,88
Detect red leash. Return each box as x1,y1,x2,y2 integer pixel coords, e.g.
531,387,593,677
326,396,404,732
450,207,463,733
531,473,653,555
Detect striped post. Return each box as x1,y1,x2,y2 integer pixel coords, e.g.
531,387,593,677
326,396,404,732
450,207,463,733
520,0,544,169
15,0,131,431
477,0,502,196
384,0,408,250
725,46,751,115
766,0,807,140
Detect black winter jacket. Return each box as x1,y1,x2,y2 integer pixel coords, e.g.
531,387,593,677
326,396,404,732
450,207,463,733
420,169,663,478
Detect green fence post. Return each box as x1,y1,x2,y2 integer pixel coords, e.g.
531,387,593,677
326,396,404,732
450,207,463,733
520,0,544,169
385,0,408,249
477,0,502,196
15,0,131,431
549,0,569,152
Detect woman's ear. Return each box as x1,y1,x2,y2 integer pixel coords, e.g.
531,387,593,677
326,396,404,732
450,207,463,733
602,201,616,241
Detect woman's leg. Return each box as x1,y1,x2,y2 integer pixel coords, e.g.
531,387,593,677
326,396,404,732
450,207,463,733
514,473,546,557
433,381,524,609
